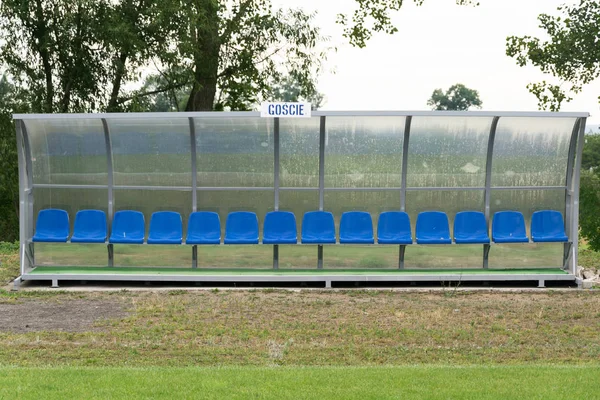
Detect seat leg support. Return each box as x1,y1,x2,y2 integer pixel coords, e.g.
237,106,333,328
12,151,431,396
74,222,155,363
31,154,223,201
51,279,59,288
273,245,279,270
562,242,572,270
538,279,545,288
107,244,114,267
192,245,198,269
399,245,406,270
317,245,323,269
483,244,491,269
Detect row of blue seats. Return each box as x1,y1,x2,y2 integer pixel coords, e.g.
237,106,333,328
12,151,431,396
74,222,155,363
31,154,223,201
32,209,568,245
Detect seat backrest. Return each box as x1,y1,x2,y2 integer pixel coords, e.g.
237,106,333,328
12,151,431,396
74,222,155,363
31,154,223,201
72,210,107,242
187,211,221,244
377,211,412,244
531,210,567,241
416,211,451,243
301,211,336,244
263,211,297,244
110,210,145,242
339,211,374,243
33,209,70,242
148,211,183,244
492,211,527,241
453,211,489,243
224,211,259,244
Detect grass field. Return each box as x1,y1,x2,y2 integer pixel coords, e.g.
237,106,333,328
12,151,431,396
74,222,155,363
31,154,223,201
1,365,598,399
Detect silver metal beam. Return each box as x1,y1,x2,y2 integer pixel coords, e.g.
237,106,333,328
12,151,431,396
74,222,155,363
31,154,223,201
15,122,29,276
102,118,114,267
570,117,587,274
32,183,108,189
189,117,198,212
273,118,280,269
401,116,412,211
318,116,326,269
564,119,580,269
13,111,590,120
21,121,35,270
483,117,499,269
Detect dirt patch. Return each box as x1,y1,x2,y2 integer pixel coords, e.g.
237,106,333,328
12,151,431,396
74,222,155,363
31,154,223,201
0,299,130,333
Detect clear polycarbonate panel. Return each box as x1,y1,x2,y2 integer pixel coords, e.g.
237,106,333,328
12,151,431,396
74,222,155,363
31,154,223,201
33,188,108,267
405,190,485,232
489,189,566,232
278,190,319,236
279,245,319,269
403,245,483,269
114,245,191,268
323,190,400,231
195,117,274,187
488,243,563,269
24,119,107,185
324,116,405,188
491,117,577,187
113,189,193,232
108,118,191,187
279,118,320,187
325,246,400,269
407,116,492,188
196,190,274,236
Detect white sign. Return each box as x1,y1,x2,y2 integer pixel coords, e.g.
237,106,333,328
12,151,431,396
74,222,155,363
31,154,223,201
260,102,311,118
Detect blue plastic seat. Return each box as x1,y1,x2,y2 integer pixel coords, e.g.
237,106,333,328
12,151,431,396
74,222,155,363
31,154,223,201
453,211,490,244
416,211,451,244
339,211,374,244
71,210,107,243
301,211,336,244
492,211,529,243
109,210,145,244
32,209,70,242
377,211,412,244
186,212,221,244
224,212,259,244
531,210,568,242
263,211,297,244
148,211,183,244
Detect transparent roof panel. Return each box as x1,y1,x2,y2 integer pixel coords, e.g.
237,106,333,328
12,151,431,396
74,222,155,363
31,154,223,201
108,118,191,187
491,117,577,187
24,119,107,185
325,116,405,188
280,118,320,187
407,117,492,188
195,117,274,187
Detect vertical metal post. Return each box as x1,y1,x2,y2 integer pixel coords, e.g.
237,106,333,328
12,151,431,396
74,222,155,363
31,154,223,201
563,119,580,269
189,117,198,269
398,245,406,269
21,121,35,270
101,118,114,267
400,116,412,211
483,116,500,269
273,117,280,269
15,121,30,276
189,117,198,212
318,116,326,269
570,117,586,275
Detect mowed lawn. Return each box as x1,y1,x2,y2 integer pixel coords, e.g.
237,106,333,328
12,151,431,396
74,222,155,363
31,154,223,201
1,365,598,399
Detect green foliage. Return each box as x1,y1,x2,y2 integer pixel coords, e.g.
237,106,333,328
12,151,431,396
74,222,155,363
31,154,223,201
580,170,600,252
271,76,325,110
582,134,600,172
506,0,600,110
427,83,482,111
338,0,479,48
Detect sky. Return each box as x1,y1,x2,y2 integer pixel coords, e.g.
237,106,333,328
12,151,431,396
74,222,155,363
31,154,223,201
271,0,600,126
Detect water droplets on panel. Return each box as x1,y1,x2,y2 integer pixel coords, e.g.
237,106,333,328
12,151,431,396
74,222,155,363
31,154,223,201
407,116,492,188
25,119,107,185
325,116,405,188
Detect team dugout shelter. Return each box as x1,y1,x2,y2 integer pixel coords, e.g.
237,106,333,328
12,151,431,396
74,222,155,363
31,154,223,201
12,110,589,288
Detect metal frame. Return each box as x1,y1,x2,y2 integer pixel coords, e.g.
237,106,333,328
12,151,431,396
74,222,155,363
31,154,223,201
13,111,589,285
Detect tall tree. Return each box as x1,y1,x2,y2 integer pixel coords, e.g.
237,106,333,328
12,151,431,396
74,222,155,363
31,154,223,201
506,0,600,111
427,83,482,111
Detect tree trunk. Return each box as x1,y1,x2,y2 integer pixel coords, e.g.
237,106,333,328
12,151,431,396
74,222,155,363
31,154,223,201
33,0,54,113
185,1,220,111
107,52,129,112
